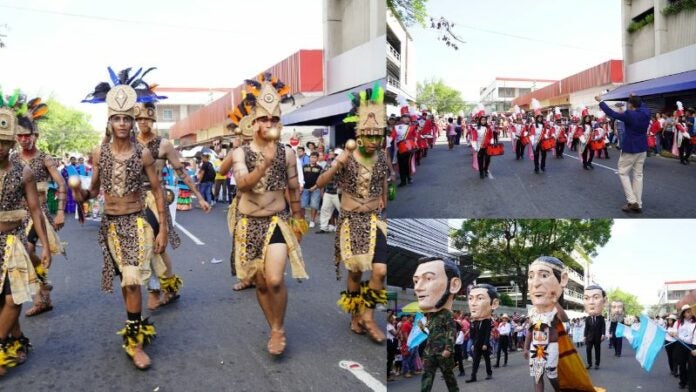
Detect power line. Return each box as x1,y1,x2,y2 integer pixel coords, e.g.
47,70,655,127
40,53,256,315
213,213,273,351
0,3,304,36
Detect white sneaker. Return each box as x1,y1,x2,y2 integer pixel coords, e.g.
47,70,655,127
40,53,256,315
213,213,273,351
309,221,315,228
328,224,336,232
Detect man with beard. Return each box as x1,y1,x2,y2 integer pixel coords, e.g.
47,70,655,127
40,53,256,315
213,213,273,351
466,283,499,383
608,300,624,357
412,257,462,392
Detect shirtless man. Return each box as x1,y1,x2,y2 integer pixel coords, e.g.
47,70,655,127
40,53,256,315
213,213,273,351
316,83,389,343
77,69,168,370
0,93,51,376
134,101,210,310
230,73,308,356
11,97,66,317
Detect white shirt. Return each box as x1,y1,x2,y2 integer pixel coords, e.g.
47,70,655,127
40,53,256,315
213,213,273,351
456,330,465,345
677,319,696,342
666,324,677,342
387,323,397,342
497,322,511,336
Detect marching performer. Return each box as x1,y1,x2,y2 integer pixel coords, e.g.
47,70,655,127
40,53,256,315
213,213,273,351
674,103,692,165
230,73,308,355
134,88,212,310
579,108,595,170
77,67,169,369
592,113,610,160
554,117,567,158
316,83,389,343
530,101,553,174
0,89,51,376
10,97,66,317
471,106,494,179
392,105,415,187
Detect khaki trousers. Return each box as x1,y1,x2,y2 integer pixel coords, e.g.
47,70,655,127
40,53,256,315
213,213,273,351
617,151,646,207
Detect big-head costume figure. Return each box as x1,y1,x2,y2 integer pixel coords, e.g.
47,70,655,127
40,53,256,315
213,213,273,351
583,285,606,370
413,257,462,392
608,300,624,357
466,283,499,383
525,256,601,392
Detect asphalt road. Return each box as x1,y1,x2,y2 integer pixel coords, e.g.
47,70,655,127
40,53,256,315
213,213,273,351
388,342,676,392
389,137,696,218
2,203,385,392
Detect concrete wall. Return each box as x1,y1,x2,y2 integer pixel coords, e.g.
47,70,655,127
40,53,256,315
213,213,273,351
664,8,696,53
627,43,696,83
326,36,386,94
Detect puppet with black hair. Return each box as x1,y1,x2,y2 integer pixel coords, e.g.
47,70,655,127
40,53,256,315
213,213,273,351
413,257,462,392
524,256,603,392
583,284,606,370
10,95,69,320
466,283,499,383
316,81,390,344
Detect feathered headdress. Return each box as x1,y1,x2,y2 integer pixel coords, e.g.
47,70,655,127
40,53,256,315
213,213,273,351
473,103,486,119
228,91,254,140
82,66,166,119
343,81,385,136
513,105,521,120
554,107,562,120
571,110,580,122
243,72,293,121
531,99,542,117
676,101,684,117
0,88,28,141
15,96,49,135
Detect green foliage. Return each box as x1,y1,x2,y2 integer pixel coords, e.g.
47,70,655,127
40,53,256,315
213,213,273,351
36,99,99,156
607,288,644,318
662,0,696,16
499,293,514,307
451,219,613,306
387,0,429,27
627,13,654,33
417,78,468,115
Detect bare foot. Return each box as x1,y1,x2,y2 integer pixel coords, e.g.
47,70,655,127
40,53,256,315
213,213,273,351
350,315,366,335
131,346,151,370
233,280,255,291
267,330,287,356
359,319,386,344
147,291,161,311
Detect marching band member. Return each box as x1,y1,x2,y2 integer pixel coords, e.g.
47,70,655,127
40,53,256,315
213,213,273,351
471,107,494,179
579,108,595,170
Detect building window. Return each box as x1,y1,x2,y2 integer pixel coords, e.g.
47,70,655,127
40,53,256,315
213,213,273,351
162,109,174,121
518,88,531,96
498,87,516,98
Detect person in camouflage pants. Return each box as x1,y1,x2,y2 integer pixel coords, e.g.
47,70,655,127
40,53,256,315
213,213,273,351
412,256,462,392
421,308,459,391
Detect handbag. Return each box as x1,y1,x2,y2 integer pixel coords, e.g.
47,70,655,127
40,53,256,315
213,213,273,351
486,143,504,156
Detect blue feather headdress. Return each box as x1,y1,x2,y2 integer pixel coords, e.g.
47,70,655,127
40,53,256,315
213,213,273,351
82,66,167,104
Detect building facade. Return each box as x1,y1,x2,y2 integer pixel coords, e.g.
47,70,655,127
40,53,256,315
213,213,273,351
657,280,696,314
386,9,416,115
155,87,231,140
480,77,555,114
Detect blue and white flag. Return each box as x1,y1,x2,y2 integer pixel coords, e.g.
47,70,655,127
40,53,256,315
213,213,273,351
614,322,634,345
407,313,428,350
632,315,667,372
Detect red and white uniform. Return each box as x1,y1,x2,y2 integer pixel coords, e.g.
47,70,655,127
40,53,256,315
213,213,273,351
555,125,567,143
471,125,493,152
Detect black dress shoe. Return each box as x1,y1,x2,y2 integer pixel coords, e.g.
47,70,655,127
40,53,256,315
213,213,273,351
465,378,477,383
541,167,545,172
397,182,407,188
534,168,539,173
594,365,599,369
485,375,492,380
586,364,592,369
407,178,413,184
479,173,485,179
493,364,499,368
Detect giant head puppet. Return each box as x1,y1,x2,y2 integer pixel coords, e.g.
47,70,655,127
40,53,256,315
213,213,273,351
609,300,625,323
583,284,606,317
412,257,462,312
468,283,500,320
528,256,569,313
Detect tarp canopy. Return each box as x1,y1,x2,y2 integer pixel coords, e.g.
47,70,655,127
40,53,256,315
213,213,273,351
602,70,696,100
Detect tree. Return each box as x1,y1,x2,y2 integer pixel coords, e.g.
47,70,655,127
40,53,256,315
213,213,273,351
387,0,429,27
451,219,613,306
607,288,643,318
36,99,100,157
417,78,469,115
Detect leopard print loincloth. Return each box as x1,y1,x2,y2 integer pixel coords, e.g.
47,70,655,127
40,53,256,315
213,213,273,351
334,209,386,276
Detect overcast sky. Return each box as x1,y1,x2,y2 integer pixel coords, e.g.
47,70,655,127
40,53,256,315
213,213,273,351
448,219,695,308
410,0,623,101
0,0,323,127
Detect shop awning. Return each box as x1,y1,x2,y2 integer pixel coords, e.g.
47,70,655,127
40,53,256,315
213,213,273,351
602,70,696,100
282,79,385,126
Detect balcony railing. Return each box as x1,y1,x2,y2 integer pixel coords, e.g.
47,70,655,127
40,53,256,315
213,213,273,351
568,269,584,284
387,43,401,63
387,74,401,89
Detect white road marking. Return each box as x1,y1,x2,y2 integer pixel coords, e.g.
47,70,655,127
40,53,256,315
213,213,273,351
339,361,387,392
174,222,205,245
562,153,618,174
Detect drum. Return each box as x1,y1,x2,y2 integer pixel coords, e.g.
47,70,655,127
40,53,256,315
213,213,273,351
397,139,416,154
589,140,604,151
486,143,505,156
520,136,530,145
541,138,556,151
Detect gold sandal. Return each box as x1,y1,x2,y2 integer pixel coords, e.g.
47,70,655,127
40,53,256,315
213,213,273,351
267,330,286,356
359,319,385,344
